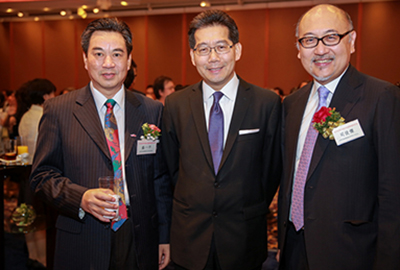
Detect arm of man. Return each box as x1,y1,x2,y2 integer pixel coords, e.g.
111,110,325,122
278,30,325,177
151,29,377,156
30,99,117,222
152,104,172,262
373,84,400,269
262,93,282,207
161,97,180,186
158,244,170,269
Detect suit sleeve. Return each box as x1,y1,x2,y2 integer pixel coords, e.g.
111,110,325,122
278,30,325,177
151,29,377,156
162,97,180,186
373,85,400,269
152,104,173,244
263,94,282,207
29,100,87,220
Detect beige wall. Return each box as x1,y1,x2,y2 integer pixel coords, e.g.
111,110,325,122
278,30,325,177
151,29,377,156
0,1,399,95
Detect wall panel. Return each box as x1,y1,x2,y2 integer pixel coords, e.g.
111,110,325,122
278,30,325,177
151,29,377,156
43,20,76,94
361,1,400,84
1,2,399,94
12,21,43,90
147,14,183,87
0,23,11,90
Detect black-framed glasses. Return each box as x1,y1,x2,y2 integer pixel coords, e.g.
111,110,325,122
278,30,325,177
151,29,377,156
298,29,354,48
193,43,234,56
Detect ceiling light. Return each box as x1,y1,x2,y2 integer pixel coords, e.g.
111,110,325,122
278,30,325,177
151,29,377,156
82,5,88,9
17,12,24,17
60,10,67,16
6,8,13,13
93,8,100,14
77,7,86,16
121,1,128,6
43,7,50,12
200,1,211,8
34,17,40,21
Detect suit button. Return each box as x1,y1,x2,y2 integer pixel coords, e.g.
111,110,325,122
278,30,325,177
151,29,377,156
212,211,218,217
214,182,220,188
105,224,110,229
309,186,313,189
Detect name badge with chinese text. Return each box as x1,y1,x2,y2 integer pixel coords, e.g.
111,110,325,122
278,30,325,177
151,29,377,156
332,119,364,146
137,140,158,155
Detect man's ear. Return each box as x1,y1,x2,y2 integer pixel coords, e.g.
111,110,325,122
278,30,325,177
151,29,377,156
234,42,242,61
83,52,88,70
190,49,196,67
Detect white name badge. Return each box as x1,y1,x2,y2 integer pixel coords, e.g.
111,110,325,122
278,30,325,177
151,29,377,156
137,140,157,155
332,119,364,146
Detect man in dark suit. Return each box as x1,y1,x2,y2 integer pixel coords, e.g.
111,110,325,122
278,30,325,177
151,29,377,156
162,10,281,270
279,4,400,269
30,18,172,270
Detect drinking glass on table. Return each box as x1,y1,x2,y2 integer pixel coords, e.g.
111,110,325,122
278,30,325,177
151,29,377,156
3,139,17,160
98,176,120,221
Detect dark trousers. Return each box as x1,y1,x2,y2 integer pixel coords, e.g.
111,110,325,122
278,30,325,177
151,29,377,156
174,236,262,270
110,218,139,270
280,222,309,270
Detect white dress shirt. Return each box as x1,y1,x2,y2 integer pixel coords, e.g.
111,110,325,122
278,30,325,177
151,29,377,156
203,74,239,147
290,68,348,221
90,82,130,205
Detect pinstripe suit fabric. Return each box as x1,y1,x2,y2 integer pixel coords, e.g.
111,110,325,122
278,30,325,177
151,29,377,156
30,85,172,270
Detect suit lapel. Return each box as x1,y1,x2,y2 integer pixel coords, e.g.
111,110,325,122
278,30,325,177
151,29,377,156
307,65,363,179
189,82,214,171
73,85,110,159
219,79,251,171
125,90,144,162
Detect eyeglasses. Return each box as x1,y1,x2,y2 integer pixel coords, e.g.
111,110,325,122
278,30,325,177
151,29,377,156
193,43,234,56
298,29,354,49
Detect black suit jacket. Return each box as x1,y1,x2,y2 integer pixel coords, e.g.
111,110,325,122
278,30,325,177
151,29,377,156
30,85,172,270
279,65,400,269
162,78,281,270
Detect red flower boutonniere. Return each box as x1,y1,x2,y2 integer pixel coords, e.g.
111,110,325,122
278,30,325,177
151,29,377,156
141,123,161,141
312,107,345,140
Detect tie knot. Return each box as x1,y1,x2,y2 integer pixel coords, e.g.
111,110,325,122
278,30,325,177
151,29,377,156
105,99,116,110
317,86,330,109
213,92,224,104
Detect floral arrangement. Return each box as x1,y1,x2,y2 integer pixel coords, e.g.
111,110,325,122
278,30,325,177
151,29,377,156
141,123,161,141
312,107,345,140
12,203,36,227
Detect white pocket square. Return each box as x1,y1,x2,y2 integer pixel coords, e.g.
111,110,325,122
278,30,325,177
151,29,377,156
239,128,260,135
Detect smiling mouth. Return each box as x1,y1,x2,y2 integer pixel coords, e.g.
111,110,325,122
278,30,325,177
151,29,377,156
208,67,223,73
102,73,115,78
313,57,334,65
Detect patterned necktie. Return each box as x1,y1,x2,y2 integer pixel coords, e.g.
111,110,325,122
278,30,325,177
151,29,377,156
104,99,127,231
291,86,330,231
208,92,224,175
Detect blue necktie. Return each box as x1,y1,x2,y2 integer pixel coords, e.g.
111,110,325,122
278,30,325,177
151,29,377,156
208,92,224,175
291,86,330,231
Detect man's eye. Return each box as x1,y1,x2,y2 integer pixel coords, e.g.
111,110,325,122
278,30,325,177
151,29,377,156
197,47,209,53
94,52,103,57
325,34,338,41
303,37,316,44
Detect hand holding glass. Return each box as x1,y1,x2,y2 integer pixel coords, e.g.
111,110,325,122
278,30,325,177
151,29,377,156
98,176,120,221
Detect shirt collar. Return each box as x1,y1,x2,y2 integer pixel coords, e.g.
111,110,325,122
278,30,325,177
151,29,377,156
203,73,239,102
90,82,125,110
313,65,349,95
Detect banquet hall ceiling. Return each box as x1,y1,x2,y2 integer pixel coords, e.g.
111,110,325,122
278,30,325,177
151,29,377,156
0,0,389,21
